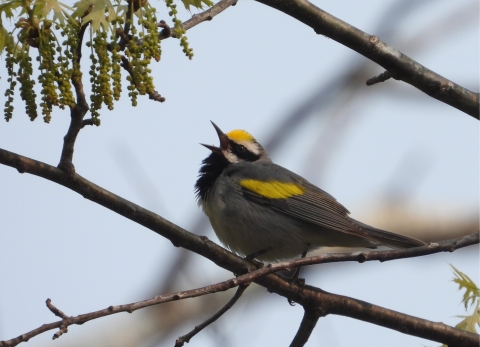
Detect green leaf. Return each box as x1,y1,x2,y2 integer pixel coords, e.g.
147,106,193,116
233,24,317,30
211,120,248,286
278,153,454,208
181,0,213,11
0,0,23,20
451,264,480,310
0,0,23,53
33,0,73,25
455,307,480,334
72,0,116,31
0,25,12,52
437,267,480,347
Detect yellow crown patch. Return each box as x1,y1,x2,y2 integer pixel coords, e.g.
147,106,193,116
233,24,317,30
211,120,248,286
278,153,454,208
226,129,255,142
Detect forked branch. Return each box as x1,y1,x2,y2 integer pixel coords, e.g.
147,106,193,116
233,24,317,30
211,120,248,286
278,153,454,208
56,0,239,174
174,283,250,347
57,19,90,175
0,281,250,347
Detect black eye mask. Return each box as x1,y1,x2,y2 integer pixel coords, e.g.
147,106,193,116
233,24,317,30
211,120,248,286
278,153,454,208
230,141,260,162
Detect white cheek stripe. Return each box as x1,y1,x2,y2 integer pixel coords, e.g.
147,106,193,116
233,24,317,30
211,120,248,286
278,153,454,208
224,150,240,163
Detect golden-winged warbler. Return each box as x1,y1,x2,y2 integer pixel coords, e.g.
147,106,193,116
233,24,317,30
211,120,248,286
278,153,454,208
195,122,425,262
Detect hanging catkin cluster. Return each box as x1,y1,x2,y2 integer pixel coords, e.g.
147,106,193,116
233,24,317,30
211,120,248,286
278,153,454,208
2,0,203,125
4,16,80,122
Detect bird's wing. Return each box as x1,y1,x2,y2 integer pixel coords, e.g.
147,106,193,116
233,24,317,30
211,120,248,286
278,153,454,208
234,164,425,248
239,178,374,239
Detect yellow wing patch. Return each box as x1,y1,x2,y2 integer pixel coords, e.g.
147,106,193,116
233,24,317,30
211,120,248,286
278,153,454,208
239,179,305,199
227,129,254,142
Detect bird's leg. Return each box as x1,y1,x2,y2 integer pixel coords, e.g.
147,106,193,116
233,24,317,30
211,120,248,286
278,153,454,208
287,245,310,306
290,247,309,281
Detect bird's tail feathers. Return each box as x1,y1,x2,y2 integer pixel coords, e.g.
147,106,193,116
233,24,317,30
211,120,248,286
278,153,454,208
351,219,426,249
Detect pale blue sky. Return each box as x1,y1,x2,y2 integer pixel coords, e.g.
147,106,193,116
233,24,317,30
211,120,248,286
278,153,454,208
0,0,478,346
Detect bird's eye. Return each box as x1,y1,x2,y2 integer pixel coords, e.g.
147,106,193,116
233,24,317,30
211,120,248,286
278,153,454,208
237,145,246,152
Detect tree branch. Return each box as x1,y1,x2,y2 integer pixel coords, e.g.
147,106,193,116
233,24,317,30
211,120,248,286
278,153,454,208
290,308,322,347
198,233,480,285
174,283,250,347
172,0,238,37
255,0,479,119
118,4,133,50
304,285,479,347
57,0,238,175
57,20,90,175
119,55,166,102
270,233,479,270
1,230,476,347
0,279,251,347
0,147,478,347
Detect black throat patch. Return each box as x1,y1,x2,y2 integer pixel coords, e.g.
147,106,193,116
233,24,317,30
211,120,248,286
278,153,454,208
195,152,230,202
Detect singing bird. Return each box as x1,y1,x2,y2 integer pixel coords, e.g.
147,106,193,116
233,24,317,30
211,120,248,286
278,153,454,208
195,122,425,261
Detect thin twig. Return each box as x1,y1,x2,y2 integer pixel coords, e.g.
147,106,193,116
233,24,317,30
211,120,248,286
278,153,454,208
115,27,130,45
46,299,68,319
120,56,165,102
118,4,133,50
82,118,96,127
46,299,70,339
174,284,250,347
262,233,479,271
158,20,171,39
0,280,249,347
366,70,393,86
171,0,238,38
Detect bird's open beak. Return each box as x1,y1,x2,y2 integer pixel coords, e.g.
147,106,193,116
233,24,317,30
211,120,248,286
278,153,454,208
200,121,229,153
